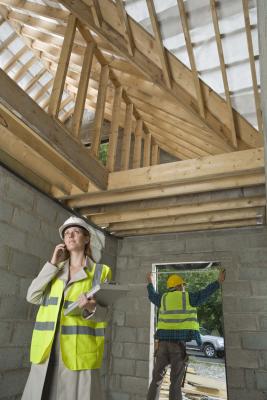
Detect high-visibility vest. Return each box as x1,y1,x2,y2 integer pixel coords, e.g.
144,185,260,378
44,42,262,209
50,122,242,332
30,263,111,370
157,290,199,331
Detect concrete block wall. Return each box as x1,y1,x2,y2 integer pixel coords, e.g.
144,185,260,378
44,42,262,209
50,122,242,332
0,166,118,399
108,227,267,400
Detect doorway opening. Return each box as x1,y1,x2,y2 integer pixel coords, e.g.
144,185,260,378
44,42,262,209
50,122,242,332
150,261,227,400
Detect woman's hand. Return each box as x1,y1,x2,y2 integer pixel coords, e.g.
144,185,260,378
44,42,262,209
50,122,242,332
78,294,97,313
50,244,68,266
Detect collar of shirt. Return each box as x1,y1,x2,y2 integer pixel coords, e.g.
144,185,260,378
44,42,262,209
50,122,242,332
57,256,95,284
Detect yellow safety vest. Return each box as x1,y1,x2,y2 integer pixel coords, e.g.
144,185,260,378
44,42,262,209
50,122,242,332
30,263,111,370
157,290,199,331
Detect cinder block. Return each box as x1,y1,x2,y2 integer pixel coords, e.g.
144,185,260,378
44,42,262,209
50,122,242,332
0,270,19,297
242,332,267,350
35,195,59,224
19,277,33,298
0,296,29,320
0,222,27,253
1,173,34,212
136,361,149,378
259,317,267,330
238,297,267,313
24,234,54,260
0,200,14,224
0,369,29,397
251,281,267,296
224,314,258,331
185,236,213,253
222,296,238,313
256,370,267,390
112,310,125,326
0,321,13,344
245,369,257,389
111,342,124,358
227,349,259,368
137,328,150,344
223,281,251,296
40,221,60,244
241,267,267,281
227,388,267,400
123,343,149,361
125,313,150,328
0,347,24,370
113,358,135,375
9,248,39,278
227,367,245,388
239,248,267,267
12,208,41,235
114,327,137,343
109,374,121,390
224,332,242,348
0,246,9,269
121,376,148,395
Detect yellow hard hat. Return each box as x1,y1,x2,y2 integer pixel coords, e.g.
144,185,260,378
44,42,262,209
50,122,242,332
167,274,185,288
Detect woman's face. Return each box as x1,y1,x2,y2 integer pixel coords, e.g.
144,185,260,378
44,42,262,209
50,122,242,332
63,226,89,252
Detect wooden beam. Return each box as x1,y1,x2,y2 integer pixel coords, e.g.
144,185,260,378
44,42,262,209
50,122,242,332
0,0,69,21
48,13,77,117
64,173,265,208
177,0,205,118
0,31,17,52
210,0,237,148
33,78,53,103
109,148,264,191
143,131,151,167
23,67,46,93
90,196,266,225
109,207,264,231
133,119,143,168
91,64,109,157
120,102,133,170
114,219,260,236
0,69,108,189
115,0,135,56
107,85,123,171
71,41,95,138
146,0,172,88
3,45,27,73
242,0,263,133
13,57,36,82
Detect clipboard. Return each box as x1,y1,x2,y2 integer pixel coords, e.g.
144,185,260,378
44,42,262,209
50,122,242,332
64,283,129,316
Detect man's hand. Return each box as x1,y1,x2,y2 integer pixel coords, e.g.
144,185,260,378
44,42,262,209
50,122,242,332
218,269,226,284
146,272,154,284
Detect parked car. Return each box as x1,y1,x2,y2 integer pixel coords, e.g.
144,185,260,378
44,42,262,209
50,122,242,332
186,327,224,358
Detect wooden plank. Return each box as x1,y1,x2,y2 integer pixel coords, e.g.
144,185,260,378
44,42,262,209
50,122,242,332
107,85,123,171
64,173,265,208
0,31,17,52
146,0,172,88
91,64,109,157
210,0,237,148
91,196,266,225
13,57,36,83
23,67,46,93
151,141,159,165
109,207,264,231
0,0,69,21
33,78,53,103
116,0,135,56
115,219,259,236
71,41,95,138
0,70,108,189
143,132,151,167
177,0,205,118
109,148,264,191
121,102,133,170
48,13,77,117
133,119,143,168
242,0,263,133
3,45,27,73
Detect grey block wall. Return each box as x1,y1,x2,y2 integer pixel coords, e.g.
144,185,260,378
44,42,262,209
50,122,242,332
108,227,267,400
0,166,118,399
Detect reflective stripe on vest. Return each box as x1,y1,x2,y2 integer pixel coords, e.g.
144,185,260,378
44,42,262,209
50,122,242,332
30,262,111,370
157,291,199,331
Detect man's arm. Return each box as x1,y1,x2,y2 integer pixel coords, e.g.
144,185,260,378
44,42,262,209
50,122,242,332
189,269,226,307
146,272,161,307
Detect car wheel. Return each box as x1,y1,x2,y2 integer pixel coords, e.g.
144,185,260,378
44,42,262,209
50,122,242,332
203,344,216,358
217,351,224,358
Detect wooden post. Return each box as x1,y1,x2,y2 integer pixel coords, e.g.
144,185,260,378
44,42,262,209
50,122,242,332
107,85,122,171
143,132,152,167
121,102,133,170
151,141,159,165
116,0,135,56
91,64,109,157
133,119,143,168
71,42,95,138
48,14,77,117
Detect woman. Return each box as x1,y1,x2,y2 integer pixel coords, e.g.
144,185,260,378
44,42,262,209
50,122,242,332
22,216,111,400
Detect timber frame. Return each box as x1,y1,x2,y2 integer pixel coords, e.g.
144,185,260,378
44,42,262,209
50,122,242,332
0,0,265,236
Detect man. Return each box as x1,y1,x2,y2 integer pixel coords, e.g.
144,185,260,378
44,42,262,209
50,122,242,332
146,269,226,400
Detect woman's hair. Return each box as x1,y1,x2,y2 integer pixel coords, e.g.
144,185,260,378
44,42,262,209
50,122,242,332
80,227,95,262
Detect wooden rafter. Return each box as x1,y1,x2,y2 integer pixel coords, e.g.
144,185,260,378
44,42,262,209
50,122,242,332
48,13,77,117
120,102,133,170
115,0,135,56
210,0,237,148
133,118,143,168
107,85,122,172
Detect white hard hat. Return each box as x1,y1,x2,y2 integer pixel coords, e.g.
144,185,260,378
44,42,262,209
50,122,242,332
59,216,105,262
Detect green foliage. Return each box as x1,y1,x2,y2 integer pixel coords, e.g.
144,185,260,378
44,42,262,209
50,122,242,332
157,267,224,336
99,142,108,165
